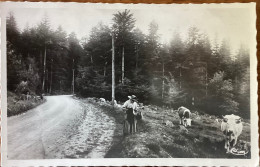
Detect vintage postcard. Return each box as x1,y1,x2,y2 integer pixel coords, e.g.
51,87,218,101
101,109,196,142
0,2,258,166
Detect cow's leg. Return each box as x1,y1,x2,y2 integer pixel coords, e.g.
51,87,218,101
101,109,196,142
233,137,238,146
227,143,230,153
183,120,187,127
180,118,184,125
226,140,230,153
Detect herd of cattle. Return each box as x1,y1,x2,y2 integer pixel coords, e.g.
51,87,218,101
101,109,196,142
98,98,248,155
176,106,244,154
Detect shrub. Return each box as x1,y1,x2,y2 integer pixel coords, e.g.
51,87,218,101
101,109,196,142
203,71,238,116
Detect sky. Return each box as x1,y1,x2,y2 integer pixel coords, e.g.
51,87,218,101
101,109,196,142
5,3,256,54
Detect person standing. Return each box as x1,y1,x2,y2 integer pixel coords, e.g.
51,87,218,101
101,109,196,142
122,95,138,135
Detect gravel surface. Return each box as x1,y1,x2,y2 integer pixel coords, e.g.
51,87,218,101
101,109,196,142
8,95,115,159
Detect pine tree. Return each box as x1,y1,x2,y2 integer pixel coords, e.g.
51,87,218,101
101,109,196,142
6,12,22,91
112,9,136,84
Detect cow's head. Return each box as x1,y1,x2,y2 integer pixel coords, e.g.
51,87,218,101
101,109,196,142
184,118,192,127
222,114,242,139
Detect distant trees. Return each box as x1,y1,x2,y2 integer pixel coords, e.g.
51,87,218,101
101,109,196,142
77,23,112,98
146,21,161,73
7,11,250,118
6,13,81,96
50,26,69,93
7,12,22,91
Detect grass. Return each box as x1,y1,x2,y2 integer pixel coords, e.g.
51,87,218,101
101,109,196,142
78,97,251,158
7,91,45,117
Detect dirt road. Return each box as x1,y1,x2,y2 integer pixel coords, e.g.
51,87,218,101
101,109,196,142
8,95,115,159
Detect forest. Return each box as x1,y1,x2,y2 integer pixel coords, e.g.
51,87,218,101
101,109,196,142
7,9,250,118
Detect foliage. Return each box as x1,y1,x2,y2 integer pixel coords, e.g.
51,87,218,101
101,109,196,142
112,9,136,45
205,71,239,115
7,91,45,117
7,11,250,118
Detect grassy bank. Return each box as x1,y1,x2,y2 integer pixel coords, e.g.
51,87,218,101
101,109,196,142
7,91,46,117
81,97,251,158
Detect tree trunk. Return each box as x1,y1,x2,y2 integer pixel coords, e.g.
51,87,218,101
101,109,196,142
135,45,139,76
72,59,75,95
104,61,107,76
49,59,53,94
42,46,46,92
40,51,42,77
179,67,182,89
46,69,49,93
122,46,125,84
205,63,208,97
162,61,165,100
112,34,115,106
90,55,93,64
72,69,75,94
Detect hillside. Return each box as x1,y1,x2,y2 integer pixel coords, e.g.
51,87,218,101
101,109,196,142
81,97,251,159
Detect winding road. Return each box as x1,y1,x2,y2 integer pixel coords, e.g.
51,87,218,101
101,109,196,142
7,95,115,159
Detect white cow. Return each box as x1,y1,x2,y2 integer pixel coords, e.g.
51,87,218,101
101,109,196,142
100,98,106,103
178,106,192,127
221,114,243,153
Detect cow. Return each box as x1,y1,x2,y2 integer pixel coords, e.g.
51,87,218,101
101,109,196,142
221,114,243,153
100,98,106,103
177,106,192,127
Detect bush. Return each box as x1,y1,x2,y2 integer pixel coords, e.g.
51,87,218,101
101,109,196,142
7,91,45,117
203,71,238,116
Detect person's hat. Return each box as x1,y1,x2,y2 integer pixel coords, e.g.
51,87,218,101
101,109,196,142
128,95,137,101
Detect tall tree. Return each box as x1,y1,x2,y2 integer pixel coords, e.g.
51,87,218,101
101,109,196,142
159,45,171,100
218,39,233,79
6,12,20,46
184,27,204,106
145,21,161,101
67,32,83,93
36,15,52,93
49,26,68,93
112,9,136,84
145,21,161,76
169,31,186,89
232,44,250,118
6,12,22,91
132,28,146,76
78,23,112,99
85,23,112,76
169,31,185,63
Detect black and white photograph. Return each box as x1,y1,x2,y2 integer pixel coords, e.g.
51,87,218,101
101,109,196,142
0,2,258,166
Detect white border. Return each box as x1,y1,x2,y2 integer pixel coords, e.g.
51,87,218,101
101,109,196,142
0,2,258,167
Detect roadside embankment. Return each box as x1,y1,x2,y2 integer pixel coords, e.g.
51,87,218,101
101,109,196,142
7,91,45,117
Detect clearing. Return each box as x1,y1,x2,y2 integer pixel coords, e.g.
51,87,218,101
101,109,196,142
81,97,251,159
